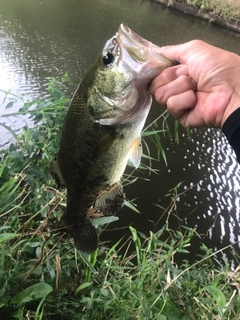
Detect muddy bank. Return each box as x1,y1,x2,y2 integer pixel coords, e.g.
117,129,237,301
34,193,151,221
152,0,240,34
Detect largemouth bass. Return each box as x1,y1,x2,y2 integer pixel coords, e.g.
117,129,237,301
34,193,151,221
52,24,175,253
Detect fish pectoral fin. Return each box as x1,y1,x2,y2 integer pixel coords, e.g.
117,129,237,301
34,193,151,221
50,153,66,188
128,136,142,168
95,182,125,216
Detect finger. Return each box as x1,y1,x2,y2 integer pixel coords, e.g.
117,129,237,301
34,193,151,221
149,64,189,94
154,75,196,104
167,90,197,126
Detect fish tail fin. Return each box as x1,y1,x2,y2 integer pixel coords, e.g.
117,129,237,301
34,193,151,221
61,213,98,254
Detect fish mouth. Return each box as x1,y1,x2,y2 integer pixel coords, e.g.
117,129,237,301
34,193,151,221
116,23,171,66
97,24,176,126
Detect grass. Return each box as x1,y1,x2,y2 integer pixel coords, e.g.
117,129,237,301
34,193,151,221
180,0,240,23
0,79,240,319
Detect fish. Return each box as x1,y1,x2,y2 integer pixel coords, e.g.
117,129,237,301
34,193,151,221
51,24,176,253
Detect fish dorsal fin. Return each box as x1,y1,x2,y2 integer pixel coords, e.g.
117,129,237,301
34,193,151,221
95,182,124,216
50,153,66,188
128,136,142,168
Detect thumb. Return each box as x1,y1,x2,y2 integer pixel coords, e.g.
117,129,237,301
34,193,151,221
160,41,199,64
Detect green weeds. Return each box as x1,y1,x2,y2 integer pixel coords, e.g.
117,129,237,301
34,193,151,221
183,0,240,23
0,82,239,319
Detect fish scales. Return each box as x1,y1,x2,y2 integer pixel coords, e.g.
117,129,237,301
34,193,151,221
52,24,176,253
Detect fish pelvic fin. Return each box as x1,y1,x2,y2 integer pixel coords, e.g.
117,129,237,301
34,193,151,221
128,136,142,168
61,213,98,254
50,153,65,188
95,182,124,216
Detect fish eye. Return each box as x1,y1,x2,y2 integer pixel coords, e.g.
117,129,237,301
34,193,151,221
102,52,114,67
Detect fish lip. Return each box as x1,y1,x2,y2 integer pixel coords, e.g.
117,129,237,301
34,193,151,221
117,24,150,62
116,23,172,66
119,24,150,48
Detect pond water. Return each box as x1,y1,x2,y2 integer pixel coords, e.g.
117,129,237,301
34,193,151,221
0,0,240,261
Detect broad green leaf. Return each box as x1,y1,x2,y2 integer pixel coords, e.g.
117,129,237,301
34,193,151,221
12,283,53,304
0,233,21,243
203,285,226,306
5,101,14,109
93,216,118,226
76,282,92,293
176,248,189,254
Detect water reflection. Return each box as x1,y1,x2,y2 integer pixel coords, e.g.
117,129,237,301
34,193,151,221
180,127,240,250
0,0,239,259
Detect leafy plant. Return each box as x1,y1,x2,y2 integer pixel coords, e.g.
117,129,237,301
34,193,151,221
184,0,240,23
0,80,239,319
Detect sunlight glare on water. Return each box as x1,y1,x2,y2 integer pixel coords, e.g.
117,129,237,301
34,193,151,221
181,128,240,248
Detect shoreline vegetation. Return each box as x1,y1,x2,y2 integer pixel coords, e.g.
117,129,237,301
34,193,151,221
152,0,240,34
0,81,240,318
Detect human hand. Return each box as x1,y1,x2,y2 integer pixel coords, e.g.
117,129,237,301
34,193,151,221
149,40,240,128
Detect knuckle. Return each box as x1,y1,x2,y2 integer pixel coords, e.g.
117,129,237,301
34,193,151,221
167,97,176,112
189,39,204,48
155,90,166,104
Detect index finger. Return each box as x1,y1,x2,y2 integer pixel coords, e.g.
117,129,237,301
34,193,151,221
159,40,203,64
